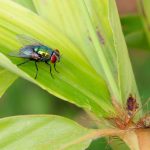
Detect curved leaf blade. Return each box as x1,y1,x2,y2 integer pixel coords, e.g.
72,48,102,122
33,0,140,105
0,0,115,117
0,115,92,150
33,0,121,102
0,115,125,150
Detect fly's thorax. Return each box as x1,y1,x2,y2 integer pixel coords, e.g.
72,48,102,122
34,46,51,59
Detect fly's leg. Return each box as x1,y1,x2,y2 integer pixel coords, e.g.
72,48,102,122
54,63,59,73
45,62,54,78
17,60,30,66
34,61,38,79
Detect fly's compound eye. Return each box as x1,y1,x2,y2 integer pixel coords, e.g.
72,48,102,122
50,53,57,63
53,49,60,62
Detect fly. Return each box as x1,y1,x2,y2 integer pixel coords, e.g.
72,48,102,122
9,34,61,79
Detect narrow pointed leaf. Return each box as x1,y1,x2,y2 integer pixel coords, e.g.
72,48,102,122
108,0,140,102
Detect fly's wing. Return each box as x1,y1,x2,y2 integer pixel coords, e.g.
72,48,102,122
9,35,42,58
16,34,54,51
9,47,33,58
16,34,42,46
9,51,31,58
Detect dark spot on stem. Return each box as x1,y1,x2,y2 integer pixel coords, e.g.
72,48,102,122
126,94,139,117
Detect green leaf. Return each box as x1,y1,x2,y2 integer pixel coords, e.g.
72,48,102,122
121,15,143,35
125,30,149,50
0,0,115,117
0,115,92,150
138,0,150,46
120,15,149,50
33,0,121,103
108,0,140,102
0,0,141,117
0,115,124,150
0,66,17,97
33,0,140,104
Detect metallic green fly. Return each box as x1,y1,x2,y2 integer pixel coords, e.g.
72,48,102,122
10,35,60,79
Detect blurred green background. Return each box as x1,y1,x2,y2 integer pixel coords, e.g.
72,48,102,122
1,0,150,149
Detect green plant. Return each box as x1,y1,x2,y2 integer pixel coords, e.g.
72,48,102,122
0,0,150,150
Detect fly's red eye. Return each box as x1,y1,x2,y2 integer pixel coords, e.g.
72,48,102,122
51,54,57,63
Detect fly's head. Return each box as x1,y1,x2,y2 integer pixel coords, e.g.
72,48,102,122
50,49,60,63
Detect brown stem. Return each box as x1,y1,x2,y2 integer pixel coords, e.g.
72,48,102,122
119,128,150,150
136,128,150,150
